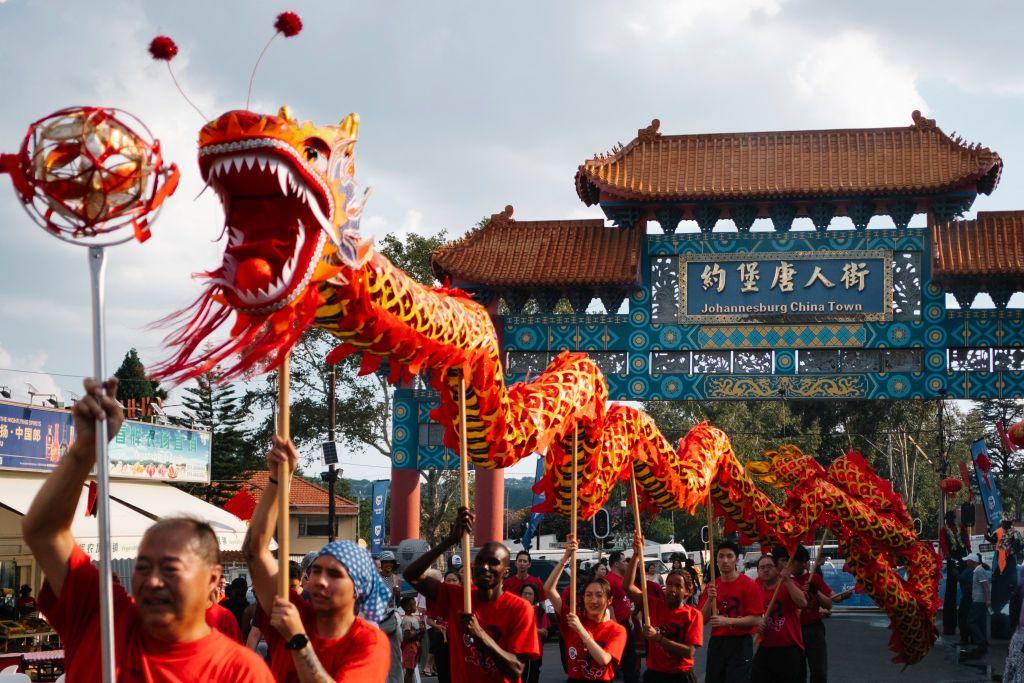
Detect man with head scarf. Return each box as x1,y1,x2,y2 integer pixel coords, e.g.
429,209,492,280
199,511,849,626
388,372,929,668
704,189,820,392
244,436,391,681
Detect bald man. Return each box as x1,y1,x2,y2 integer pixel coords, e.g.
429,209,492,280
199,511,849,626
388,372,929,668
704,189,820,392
404,507,540,682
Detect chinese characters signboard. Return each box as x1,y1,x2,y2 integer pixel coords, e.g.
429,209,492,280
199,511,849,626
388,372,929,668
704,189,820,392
680,250,892,323
0,401,211,483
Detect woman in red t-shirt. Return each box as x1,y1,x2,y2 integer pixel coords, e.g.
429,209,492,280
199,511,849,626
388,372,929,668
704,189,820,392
623,533,704,683
519,584,551,683
544,535,628,682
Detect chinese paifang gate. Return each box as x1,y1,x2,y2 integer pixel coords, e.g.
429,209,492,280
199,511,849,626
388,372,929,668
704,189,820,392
154,107,1022,665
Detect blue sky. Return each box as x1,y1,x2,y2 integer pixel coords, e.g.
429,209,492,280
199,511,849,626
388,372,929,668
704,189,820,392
1,0,1023,478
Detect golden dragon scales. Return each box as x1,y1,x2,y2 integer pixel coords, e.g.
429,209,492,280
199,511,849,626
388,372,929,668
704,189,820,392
154,107,940,665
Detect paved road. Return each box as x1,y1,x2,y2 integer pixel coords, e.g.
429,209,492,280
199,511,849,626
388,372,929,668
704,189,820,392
424,611,1009,682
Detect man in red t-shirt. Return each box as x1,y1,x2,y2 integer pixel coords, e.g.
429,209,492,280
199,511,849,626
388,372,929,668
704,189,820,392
698,540,763,683
502,550,545,597
623,534,703,683
23,378,273,682
790,545,832,683
244,437,391,682
752,551,808,683
206,600,243,642
404,507,540,682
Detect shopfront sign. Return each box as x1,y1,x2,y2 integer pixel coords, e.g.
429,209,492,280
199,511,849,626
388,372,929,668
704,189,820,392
0,401,211,483
680,250,891,323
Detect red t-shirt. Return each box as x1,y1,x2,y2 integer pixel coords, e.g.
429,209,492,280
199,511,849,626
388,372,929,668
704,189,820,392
646,600,703,673
697,573,763,637
646,580,665,601
205,603,242,642
793,573,833,625
558,604,627,681
503,574,545,599
428,582,540,683
257,589,389,683
756,579,804,649
605,573,633,623
38,546,273,682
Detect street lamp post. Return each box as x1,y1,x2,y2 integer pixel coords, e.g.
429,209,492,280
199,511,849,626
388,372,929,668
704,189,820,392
328,363,337,542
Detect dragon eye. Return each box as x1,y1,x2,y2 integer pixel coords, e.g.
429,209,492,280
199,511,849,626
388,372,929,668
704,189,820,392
302,138,330,174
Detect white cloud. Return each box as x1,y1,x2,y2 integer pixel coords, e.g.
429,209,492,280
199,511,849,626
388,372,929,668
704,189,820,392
791,31,927,125
0,344,65,404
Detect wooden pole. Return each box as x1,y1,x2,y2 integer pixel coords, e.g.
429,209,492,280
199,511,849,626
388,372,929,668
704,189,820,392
629,470,651,628
707,491,717,616
458,374,472,614
816,529,829,566
276,354,291,600
754,557,795,646
570,425,579,616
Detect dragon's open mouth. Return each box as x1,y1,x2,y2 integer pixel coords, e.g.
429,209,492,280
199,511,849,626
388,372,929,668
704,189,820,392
199,138,334,313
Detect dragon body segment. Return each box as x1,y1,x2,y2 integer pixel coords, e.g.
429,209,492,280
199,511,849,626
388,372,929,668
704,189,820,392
156,108,940,665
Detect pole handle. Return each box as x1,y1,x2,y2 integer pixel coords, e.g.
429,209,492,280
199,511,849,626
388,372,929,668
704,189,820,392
458,375,472,614
276,354,291,600
707,491,717,616
629,471,651,629
569,426,579,616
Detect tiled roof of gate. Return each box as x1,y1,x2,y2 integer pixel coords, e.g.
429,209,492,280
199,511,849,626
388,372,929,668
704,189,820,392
431,205,641,287
575,112,1002,205
932,211,1024,280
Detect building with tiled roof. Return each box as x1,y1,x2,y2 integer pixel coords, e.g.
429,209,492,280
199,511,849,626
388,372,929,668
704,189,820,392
932,211,1024,307
431,205,641,313
575,112,1002,232
228,472,359,557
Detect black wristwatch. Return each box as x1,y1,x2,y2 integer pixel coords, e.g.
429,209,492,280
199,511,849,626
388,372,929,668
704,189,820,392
285,633,309,650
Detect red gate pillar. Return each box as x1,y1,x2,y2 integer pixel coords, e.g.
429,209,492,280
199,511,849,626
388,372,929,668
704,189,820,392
474,466,504,545
390,467,420,543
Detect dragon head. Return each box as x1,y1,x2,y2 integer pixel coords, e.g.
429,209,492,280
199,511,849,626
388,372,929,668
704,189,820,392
153,107,371,382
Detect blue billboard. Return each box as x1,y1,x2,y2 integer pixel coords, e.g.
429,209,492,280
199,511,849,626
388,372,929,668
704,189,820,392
681,250,891,323
971,438,1004,528
0,401,212,483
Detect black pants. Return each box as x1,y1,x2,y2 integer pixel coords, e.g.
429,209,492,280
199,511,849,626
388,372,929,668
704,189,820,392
642,669,698,683
968,602,989,652
618,622,640,683
706,635,753,683
958,593,972,641
523,655,542,683
752,645,805,683
434,642,450,683
801,621,827,683
943,559,960,635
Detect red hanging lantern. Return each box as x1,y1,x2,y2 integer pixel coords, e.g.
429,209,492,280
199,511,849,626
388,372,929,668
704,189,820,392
1008,421,1024,450
940,477,964,496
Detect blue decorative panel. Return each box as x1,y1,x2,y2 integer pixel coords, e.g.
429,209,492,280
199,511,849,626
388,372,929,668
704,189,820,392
395,227,1024,469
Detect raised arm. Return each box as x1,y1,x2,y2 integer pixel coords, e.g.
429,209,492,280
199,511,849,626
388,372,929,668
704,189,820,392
242,435,297,613
22,378,123,595
404,507,472,601
622,532,644,602
544,535,577,615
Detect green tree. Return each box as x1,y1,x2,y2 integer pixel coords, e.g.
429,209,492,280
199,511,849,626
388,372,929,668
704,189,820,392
967,398,1024,519
113,348,167,407
177,368,257,504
